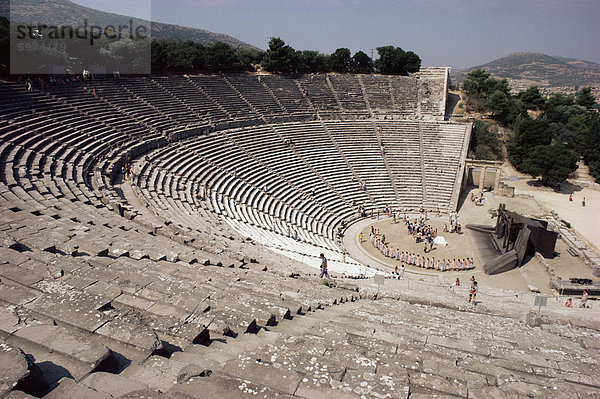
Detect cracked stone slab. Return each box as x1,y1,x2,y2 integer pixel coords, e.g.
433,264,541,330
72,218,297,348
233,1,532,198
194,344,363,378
408,371,468,397
24,284,109,332
80,372,148,398
83,280,123,301
94,319,159,352
120,355,203,392
0,247,30,266
44,376,112,399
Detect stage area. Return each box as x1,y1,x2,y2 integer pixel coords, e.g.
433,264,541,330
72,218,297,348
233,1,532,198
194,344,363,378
358,216,479,272
343,186,599,296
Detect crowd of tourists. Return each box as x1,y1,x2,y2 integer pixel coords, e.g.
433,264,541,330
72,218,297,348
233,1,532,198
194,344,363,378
19,75,85,92
367,217,475,272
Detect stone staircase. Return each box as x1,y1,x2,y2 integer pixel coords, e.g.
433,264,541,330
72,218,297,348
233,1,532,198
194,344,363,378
4,272,599,398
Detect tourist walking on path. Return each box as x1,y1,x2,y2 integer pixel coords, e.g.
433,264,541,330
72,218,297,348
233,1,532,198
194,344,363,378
319,253,331,280
580,290,589,308
468,281,478,304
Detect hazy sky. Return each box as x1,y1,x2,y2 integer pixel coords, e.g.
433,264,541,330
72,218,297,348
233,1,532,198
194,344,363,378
71,0,599,69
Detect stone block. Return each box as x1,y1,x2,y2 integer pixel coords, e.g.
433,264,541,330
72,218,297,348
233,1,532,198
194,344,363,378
84,280,122,300
0,304,21,336
169,372,297,399
0,283,39,306
80,372,148,398
408,371,468,397
44,377,112,399
0,341,30,397
114,293,155,311
4,390,38,398
129,250,149,260
0,247,30,266
24,287,109,332
94,320,158,352
13,324,111,368
0,263,45,286
221,354,304,395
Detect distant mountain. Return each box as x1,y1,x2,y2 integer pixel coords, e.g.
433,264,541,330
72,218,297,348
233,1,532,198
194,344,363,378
452,52,600,96
0,0,260,50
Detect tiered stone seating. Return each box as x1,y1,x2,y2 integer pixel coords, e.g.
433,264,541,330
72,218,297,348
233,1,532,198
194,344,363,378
83,80,176,132
260,74,314,116
220,126,344,226
7,277,597,398
389,76,419,116
325,121,398,207
328,74,369,113
376,120,424,209
117,77,201,126
360,74,394,110
1,76,597,398
225,74,286,117
1,127,359,390
135,131,345,256
153,76,230,123
46,84,150,139
297,74,341,116
132,118,466,272
272,121,373,213
421,122,469,211
188,75,259,121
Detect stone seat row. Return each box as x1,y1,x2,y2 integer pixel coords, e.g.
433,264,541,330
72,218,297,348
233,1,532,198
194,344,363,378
0,204,359,390
134,119,469,259
16,283,598,399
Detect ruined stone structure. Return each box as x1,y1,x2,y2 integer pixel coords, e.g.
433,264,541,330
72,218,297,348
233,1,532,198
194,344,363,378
1,72,598,397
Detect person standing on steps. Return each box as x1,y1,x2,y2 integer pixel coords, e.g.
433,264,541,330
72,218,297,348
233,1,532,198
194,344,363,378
319,253,331,280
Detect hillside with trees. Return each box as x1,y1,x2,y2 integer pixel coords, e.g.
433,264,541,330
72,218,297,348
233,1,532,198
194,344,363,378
462,68,600,185
452,52,600,99
1,0,258,50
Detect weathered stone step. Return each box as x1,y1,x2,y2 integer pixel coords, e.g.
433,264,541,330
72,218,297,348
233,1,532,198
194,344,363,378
43,376,112,399
11,285,160,354
8,324,112,372
0,340,30,397
78,372,148,398
119,355,211,393
168,371,296,399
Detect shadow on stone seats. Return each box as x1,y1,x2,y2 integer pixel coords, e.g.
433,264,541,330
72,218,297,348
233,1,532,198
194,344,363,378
152,340,183,359
94,350,130,374
16,358,67,397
